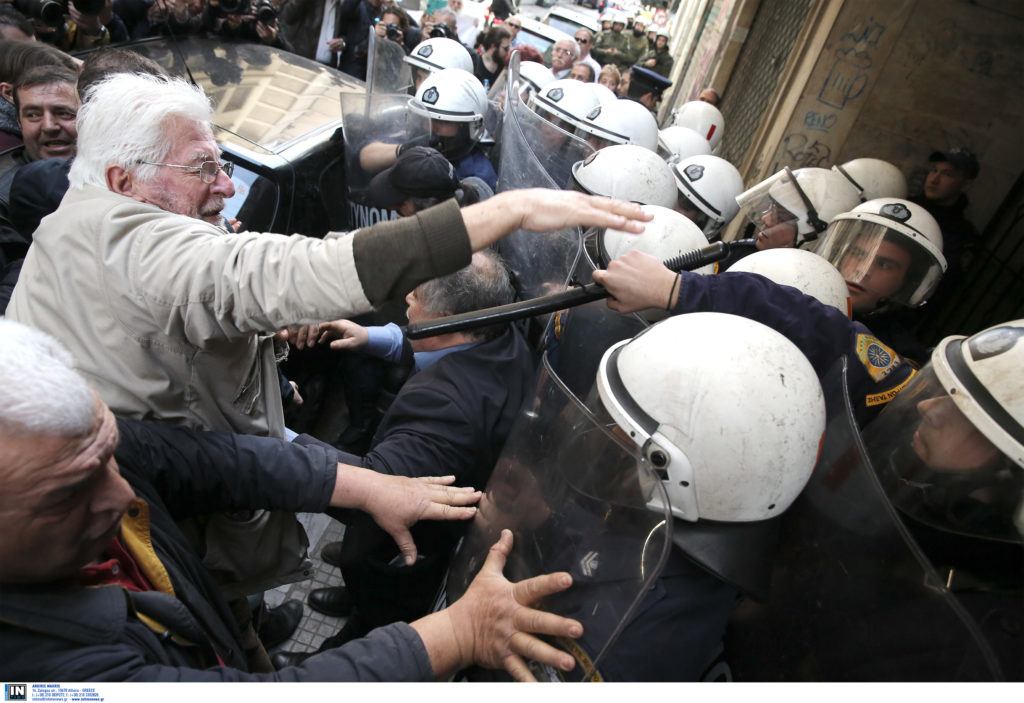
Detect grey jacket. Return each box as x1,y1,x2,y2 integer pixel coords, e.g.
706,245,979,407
8,184,470,440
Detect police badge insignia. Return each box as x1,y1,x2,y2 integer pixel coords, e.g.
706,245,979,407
684,164,705,181
586,106,602,120
418,45,433,57
548,87,564,102
879,202,911,222
422,86,440,105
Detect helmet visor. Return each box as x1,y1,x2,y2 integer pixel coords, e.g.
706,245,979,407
735,181,800,249
816,219,943,309
862,365,1022,546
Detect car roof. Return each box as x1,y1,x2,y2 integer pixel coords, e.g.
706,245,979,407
516,16,573,54
119,37,365,157
544,7,601,35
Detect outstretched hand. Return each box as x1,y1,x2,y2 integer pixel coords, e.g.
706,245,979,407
460,188,652,252
413,530,581,681
317,319,369,351
330,468,480,566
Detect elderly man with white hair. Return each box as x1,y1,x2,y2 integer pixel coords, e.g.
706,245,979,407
550,37,580,79
0,318,584,681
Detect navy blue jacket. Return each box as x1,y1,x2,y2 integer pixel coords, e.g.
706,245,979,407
335,327,536,628
0,419,432,681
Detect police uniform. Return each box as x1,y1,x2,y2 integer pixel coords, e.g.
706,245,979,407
591,30,637,71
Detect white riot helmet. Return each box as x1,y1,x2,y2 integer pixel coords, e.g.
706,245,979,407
517,60,555,99
862,320,1024,546
656,125,712,163
575,99,659,152
597,312,826,522
671,154,744,238
736,167,862,249
529,78,602,134
728,248,852,318
671,100,724,150
587,82,619,105
411,68,487,157
570,144,677,208
405,37,474,75
599,204,714,273
833,157,908,201
816,197,946,309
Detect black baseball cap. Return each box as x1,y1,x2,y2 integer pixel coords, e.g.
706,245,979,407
928,147,980,180
368,146,460,207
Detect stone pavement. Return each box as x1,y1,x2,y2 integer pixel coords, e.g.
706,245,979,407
265,512,348,655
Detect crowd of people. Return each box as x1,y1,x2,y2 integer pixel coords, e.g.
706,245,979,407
0,0,1019,686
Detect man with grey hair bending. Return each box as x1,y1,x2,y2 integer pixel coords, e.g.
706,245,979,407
0,318,583,682
277,250,536,665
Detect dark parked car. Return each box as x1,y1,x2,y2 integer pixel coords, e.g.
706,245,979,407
113,36,367,236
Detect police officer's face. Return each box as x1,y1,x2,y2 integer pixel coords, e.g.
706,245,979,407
924,161,971,206
754,202,798,250
912,395,1001,473
839,236,911,312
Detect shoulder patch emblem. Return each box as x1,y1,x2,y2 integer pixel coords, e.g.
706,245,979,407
856,334,900,382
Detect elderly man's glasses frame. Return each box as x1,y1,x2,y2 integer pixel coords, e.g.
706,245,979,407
137,160,235,184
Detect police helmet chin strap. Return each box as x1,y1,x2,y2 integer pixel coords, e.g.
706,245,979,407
784,166,829,244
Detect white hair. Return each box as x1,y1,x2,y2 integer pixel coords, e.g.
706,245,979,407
0,320,94,436
68,73,214,190
556,39,580,60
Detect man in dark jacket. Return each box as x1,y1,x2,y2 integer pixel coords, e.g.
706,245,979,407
276,251,537,664
0,318,581,682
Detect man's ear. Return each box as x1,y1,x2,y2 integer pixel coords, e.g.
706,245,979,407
0,82,13,104
106,165,135,196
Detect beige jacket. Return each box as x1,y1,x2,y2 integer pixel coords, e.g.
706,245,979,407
9,184,470,439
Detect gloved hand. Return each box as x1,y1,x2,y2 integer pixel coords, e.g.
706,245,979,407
396,134,443,157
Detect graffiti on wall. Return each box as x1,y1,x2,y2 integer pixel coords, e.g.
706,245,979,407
773,14,889,171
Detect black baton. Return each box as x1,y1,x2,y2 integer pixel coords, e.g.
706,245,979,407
405,241,729,339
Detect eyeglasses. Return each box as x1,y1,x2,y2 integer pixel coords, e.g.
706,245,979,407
138,159,234,184
575,37,589,43
553,47,574,56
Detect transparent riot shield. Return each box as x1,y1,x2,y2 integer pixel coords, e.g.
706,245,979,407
493,53,596,308
445,354,673,681
543,230,647,400
365,27,414,95
724,358,1010,681
339,91,429,228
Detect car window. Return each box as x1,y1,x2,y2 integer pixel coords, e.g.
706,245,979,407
222,162,281,232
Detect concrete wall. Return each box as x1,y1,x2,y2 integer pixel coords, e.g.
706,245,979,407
839,0,1024,231
759,0,1024,235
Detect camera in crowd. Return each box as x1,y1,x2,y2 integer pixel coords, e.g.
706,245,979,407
215,0,277,23
14,0,104,27
429,22,454,39
383,21,400,40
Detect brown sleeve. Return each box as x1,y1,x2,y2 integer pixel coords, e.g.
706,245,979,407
351,199,472,305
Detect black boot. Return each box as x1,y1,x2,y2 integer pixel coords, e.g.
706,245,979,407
256,599,303,649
